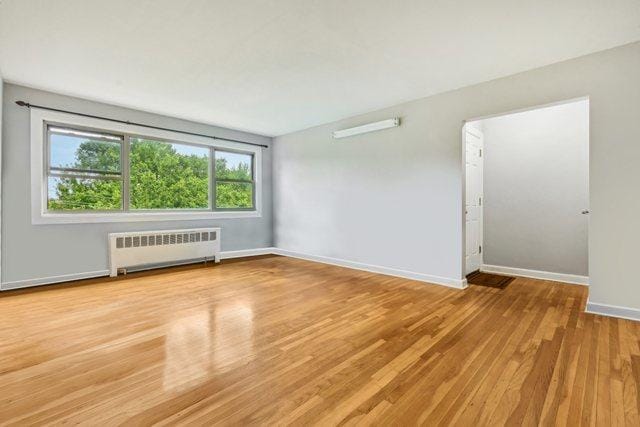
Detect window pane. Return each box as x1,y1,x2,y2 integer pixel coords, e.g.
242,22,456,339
50,131,121,174
48,177,122,210
216,182,253,209
130,138,210,209
215,151,253,181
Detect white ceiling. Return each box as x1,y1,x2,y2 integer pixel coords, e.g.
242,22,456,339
1,0,639,136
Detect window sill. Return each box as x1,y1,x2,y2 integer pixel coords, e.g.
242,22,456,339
33,210,261,225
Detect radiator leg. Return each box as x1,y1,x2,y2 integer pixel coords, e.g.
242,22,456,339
214,255,221,263
110,266,118,277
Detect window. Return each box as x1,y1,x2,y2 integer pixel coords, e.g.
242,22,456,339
47,126,123,211
36,113,261,223
130,137,210,210
215,150,254,209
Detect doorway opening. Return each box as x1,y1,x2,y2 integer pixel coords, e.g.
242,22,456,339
463,98,589,286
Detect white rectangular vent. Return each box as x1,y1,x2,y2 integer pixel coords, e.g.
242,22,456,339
108,228,221,277
114,231,216,249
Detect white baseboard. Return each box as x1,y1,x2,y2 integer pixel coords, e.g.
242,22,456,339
481,264,589,286
1,270,111,291
0,248,277,291
220,247,276,259
1,248,466,291
586,300,640,322
272,248,466,289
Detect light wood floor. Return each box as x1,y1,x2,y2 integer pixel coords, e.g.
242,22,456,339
1,255,639,425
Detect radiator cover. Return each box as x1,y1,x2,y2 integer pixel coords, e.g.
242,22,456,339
108,227,221,277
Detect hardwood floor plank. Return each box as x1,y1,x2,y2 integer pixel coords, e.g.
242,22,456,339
620,319,640,426
0,255,638,425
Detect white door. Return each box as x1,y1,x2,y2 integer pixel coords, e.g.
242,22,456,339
465,126,484,274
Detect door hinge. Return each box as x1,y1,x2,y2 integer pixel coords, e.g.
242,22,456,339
479,148,482,157
479,197,482,206
479,245,482,254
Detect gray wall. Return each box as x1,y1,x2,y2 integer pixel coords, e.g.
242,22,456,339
1,83,273,285
274,96,463,285
0,73,3,284
480,100,589,276
274,41,640,310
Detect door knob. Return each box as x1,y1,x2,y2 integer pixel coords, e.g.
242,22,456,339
581,210,590,214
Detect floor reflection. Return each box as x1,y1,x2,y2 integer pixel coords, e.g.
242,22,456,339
163,302,255,392
213,302,255,373
163,311,211,392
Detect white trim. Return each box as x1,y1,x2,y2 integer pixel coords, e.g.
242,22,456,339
463,96,590,124
1,270,111,290
585,300,640,322
30,108,263,224
0,248,276,291
465,125,483,139
35,210,261,224
481,264,589,285
220,247,276,259
0,248,468,291
273,248,467,289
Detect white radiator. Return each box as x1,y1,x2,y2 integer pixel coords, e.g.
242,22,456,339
108,227,221,277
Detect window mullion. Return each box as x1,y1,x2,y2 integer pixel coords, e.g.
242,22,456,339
123,135,130,212
49,166,121,176
215,179,254,184
48,172,122,181
211,147,217,211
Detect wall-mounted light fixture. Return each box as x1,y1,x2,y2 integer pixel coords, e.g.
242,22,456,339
332,118,400,139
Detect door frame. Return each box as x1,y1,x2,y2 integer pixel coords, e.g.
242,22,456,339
460,95,590,285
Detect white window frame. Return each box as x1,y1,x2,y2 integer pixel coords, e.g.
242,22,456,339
31,108,262,224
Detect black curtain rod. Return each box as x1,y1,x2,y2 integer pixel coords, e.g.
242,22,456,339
15,100,269,149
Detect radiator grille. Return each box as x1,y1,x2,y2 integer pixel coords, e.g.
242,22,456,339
114,231,217,250
109,227,220,277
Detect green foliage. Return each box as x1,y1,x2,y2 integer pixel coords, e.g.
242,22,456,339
216,157,252,181
216,182,253,208
49,139,254,211
75,140,121,172
130,139,209,209
48,178,121,210
215,155,253,208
